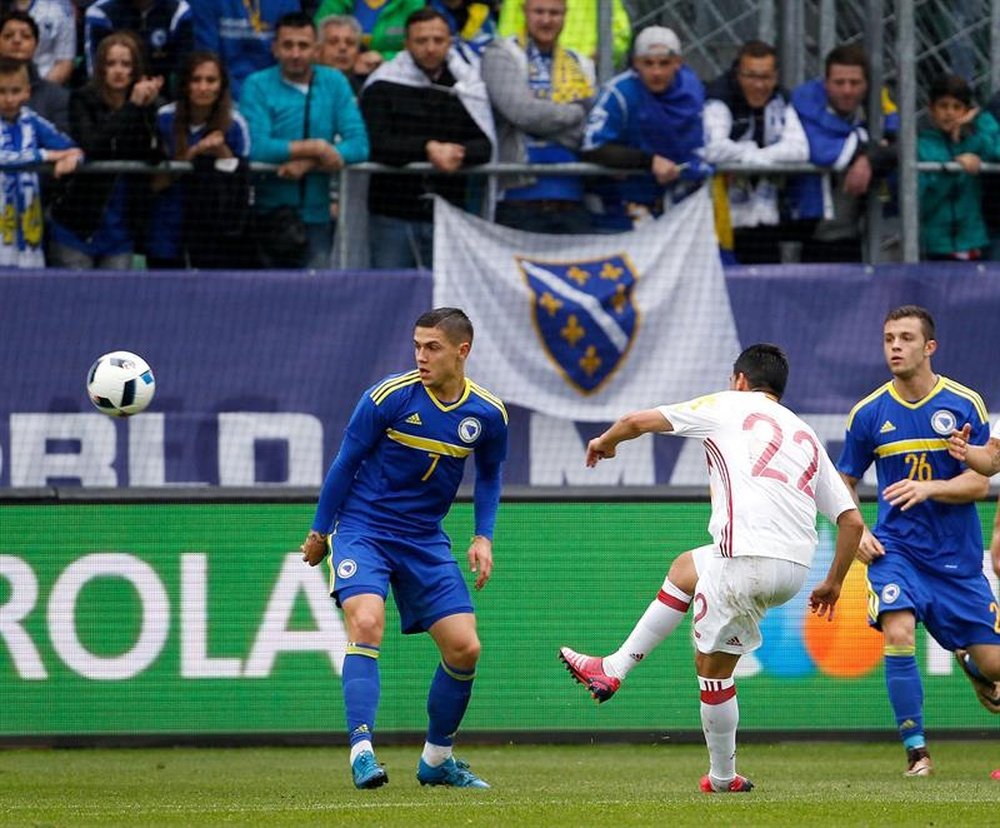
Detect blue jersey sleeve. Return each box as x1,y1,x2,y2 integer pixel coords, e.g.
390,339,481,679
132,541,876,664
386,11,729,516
311,392,388,533
583,85,627,150
472,416,507,539
33,113,76,152
837,408,875,480
969,409,990,447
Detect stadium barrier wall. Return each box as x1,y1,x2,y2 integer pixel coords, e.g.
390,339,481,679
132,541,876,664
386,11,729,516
2,264,1000,489
1,496,998,740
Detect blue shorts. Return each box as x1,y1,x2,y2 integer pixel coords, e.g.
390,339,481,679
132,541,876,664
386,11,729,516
866,552,1000,650
328,523,473,635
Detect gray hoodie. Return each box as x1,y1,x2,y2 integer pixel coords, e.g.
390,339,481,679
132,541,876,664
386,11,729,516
481,35,594,192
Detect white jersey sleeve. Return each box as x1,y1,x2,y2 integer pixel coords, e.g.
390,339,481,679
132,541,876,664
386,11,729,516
992,419,1000,440
657,393,727,438
810,430,858,525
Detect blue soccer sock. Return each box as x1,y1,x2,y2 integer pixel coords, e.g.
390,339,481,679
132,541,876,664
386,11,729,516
884,645,924,750
343,643,380,754
425,661,475,751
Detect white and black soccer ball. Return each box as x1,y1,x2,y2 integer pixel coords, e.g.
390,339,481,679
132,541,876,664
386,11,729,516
86,351,156,417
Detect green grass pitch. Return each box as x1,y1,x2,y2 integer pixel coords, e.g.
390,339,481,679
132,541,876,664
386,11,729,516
1,742,999,826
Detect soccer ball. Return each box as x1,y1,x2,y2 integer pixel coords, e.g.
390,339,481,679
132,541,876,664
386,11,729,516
86,351,156,417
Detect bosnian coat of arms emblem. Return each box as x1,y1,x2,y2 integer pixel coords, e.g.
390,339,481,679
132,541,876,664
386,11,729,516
518,253,640,394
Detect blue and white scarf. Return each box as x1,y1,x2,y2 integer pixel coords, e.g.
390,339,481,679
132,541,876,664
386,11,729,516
0,109,45,267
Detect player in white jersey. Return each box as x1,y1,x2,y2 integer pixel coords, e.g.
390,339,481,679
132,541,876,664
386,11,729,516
560,343,864,793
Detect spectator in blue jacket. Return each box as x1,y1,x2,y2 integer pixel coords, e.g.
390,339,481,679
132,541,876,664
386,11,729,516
241,11,368,269
85,0,194,97
0,57,81,267
148,51,251,268
582,26,710,232
789,44,898,262
192,0,302,101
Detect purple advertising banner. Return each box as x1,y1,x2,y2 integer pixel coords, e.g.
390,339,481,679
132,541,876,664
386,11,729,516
1,264,998,488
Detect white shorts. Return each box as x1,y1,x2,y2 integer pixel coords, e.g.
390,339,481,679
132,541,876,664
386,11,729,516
691,545,809,655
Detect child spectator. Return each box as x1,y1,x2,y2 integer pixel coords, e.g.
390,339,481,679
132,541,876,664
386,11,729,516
0,10,69,132
49,30,162,269
2,0,75,85
919,73,1000,261
0,56,80,266
148,51,251,268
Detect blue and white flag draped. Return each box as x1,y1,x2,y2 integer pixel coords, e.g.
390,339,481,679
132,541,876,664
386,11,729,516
432,187,741,421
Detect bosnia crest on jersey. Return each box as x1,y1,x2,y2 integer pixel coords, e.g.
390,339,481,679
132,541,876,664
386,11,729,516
517,253,640,394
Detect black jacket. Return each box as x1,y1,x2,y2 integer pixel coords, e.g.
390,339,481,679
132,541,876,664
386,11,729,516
361,66,492,222
28,63,70,135
49,86,161,244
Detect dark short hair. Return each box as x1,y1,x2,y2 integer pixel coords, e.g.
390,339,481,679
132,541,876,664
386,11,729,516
884,305,935,341
737,40,777,63
825,43,869,82
405,7,449,34
0,10,39,43
733,343,789,399
929,73,973,107
415,307,474,345
0,55,27,79
274,11,316,36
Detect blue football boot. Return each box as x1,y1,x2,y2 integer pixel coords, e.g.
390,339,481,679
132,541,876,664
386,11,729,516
351,751,388,789
417,757,490,788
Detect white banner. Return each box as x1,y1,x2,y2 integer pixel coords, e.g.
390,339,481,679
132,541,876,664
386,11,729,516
433,188,741,421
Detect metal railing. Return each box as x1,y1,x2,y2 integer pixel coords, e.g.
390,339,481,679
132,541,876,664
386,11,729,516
20,156,1000,268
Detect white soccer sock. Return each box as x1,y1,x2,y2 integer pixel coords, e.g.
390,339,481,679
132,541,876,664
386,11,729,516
421,741,452,767
602,579,692,679
698,675,739,787
349,739,373,764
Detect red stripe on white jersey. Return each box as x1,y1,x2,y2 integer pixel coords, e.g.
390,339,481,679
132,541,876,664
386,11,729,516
704,438,733,557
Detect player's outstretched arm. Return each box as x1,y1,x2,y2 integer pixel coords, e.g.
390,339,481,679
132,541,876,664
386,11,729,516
883,466,989,510
809,507,865,621
950,425,1000,477
586,408,672,467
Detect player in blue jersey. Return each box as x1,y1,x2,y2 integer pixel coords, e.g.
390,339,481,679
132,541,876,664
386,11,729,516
838,305,1000,778
299,307,507,790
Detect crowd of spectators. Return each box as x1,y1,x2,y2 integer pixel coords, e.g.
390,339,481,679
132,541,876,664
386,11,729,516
0,0,998,270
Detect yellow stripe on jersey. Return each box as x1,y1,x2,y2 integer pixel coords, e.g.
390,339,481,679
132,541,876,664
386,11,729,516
874,438,949,458
866,574,878,624
469,380,508,424
887,375,946,409
385,428,473,457
846,382,892,431
423,378,471,411
326,541,336,595
370,371,421,405
942,377,989,424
